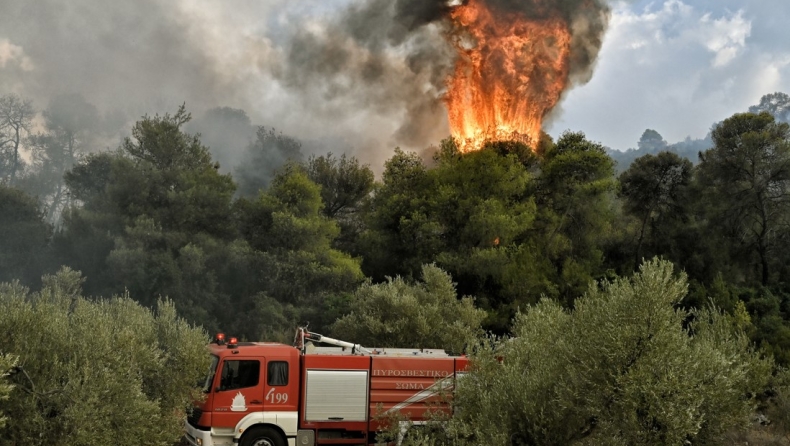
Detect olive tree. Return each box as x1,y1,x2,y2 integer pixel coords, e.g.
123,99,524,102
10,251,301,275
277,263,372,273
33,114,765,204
433,259,771,446
331,264,485,354
0,267,209,446
0,353,16,430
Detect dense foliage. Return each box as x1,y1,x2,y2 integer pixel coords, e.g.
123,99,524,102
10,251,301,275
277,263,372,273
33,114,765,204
0,267,209,445
0,354,16,430
0,186,52,286
359,133,615,330
3,92,790,441
413,260,772,446
332,264,486,354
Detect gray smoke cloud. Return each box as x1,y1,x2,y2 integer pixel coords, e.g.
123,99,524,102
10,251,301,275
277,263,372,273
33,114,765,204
0,0,299,167
0,0,241,121
273,0,456,154
0,0,610,171
273,0,610,156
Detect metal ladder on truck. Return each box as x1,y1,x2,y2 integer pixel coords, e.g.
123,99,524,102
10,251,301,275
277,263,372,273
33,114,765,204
293,327,373,355
293,327,451,357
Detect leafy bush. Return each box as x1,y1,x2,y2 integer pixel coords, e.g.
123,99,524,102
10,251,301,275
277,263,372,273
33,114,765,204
332,264,485,354
437,259,771,445
0,267,209,446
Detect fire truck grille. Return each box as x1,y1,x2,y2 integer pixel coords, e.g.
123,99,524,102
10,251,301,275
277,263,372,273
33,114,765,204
187,408,203,428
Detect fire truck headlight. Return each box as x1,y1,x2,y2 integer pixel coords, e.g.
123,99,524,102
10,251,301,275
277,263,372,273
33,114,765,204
195,438,202,446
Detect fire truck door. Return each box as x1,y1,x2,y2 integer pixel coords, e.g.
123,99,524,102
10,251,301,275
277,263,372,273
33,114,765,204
212,356,266,430
262,360,295,412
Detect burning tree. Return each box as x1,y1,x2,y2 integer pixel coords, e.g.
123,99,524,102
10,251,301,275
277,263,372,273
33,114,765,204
443,0,610,151
275,0,610,154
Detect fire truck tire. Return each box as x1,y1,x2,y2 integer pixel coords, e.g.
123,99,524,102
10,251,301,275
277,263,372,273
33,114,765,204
240,426,286,446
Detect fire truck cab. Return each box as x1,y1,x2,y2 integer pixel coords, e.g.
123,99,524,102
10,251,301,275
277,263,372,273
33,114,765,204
184,330,467,446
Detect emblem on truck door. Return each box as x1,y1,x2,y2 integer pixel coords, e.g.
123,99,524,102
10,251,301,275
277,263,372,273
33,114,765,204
230,392,247,412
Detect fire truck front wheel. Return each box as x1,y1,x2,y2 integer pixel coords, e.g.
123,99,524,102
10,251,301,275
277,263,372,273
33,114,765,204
240,426,286,446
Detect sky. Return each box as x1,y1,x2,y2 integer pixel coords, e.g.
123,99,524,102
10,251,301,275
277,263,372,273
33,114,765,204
1,0,788,168
547,0,790,150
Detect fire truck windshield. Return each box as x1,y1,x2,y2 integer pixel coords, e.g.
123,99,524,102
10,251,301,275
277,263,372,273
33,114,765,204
202,355,219,393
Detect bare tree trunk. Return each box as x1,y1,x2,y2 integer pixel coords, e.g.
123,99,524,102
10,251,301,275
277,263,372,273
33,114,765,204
10,127,21,185
0,95,34,185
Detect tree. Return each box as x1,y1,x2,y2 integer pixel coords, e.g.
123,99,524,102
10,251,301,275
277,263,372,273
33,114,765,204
186,106,256,173
0,353,16,430
124,104,211,172
0,186,52,286
696,112,790,285
608,129,690,174
0,94,34,185
234,166,364,338
25,94,100,223
428,141,540,328
305,153,374,252
749,92,790,124
361,141,537,284
434,259,771,445
483,139,541,167
71,105,237,239
0,267,209,446
234,127,303,197
55,152,125,296
331,264,485,353
360,136,615,331
56,106,238,330
305,153,374,219
536,131,617,303
430,140,536,252
120,105,239,238
619,152,693,268
358,148,439,279
359,143,541,332
637,129,669,153
57,107,360,339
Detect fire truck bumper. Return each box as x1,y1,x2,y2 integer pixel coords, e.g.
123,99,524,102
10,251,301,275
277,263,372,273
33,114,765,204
184,423,228,446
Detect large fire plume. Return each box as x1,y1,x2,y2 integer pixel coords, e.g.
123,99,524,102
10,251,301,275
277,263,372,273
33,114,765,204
444,0,604,152
272,0,608,156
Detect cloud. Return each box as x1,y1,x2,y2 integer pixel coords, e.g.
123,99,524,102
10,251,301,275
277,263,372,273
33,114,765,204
605,1,750,70
699,11,750,67
0,39,33,71
548,0,789,151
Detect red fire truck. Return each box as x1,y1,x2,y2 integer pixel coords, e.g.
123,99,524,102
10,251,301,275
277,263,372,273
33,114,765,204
184,328,468,446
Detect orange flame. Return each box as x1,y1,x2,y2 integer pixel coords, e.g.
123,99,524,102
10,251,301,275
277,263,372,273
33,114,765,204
445,0,572,152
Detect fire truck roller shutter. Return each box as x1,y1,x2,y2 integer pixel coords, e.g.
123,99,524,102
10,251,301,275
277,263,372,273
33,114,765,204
304,370,368,422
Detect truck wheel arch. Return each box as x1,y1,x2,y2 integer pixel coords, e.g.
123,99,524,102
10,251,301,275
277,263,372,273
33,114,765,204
239,424,287,446
235,411,298,441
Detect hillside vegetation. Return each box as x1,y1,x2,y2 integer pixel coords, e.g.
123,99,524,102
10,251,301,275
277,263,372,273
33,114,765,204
2,93,790,443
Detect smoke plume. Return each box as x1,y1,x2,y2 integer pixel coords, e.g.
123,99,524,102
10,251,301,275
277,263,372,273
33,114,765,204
274,0,610,154
0,0,610,169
